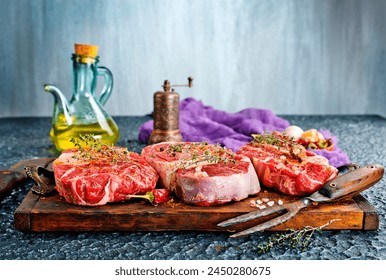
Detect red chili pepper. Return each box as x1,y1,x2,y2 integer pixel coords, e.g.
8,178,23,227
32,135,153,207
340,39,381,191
152,189,171,204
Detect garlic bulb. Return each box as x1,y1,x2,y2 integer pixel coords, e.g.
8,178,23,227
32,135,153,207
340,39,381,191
283,125,304,141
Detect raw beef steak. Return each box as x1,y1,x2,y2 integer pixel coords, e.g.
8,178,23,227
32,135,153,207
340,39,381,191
53,147,159,206
141,142,260,206
237,132,338,196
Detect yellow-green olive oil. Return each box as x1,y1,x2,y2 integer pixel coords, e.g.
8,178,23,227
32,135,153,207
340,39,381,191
50,117,120,151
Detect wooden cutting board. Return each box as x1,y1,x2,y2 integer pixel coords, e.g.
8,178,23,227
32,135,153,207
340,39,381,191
14,188,379,233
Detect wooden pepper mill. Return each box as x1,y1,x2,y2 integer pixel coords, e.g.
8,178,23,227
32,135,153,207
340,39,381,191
149,77,193,144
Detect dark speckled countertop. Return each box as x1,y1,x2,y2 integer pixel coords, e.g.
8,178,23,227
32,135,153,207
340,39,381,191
0,115,385,260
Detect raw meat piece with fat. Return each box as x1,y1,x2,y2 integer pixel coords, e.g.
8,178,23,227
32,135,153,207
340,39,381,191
237,132,338,196
141,142,260,206
53,147,159,206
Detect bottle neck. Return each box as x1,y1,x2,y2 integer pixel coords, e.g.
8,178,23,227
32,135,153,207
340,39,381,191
72,54,98,99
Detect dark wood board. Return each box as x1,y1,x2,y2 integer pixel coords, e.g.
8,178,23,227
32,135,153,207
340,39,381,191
14,188,379,233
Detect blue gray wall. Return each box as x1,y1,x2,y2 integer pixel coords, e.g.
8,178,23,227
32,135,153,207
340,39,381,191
0,0,385,117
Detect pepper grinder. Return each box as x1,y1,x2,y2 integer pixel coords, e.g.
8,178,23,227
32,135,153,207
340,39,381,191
149,77,193,144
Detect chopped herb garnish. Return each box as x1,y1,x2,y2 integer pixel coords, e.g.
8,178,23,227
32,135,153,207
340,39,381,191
69,134,133,163
251,131,307,162
167,143,183,153
166,142,238,173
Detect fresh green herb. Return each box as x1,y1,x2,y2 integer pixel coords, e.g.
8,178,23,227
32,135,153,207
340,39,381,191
167,143,183,153
69,134,131,163
257,219,340,253
126,191,155,203
192,152,198,160
168,143,237,174
251,130,291,147
251,131,307,162
71,134,104,151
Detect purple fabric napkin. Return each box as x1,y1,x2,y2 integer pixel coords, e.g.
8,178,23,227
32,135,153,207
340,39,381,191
314,129,350,168
138,98,350,168
139,98,289,150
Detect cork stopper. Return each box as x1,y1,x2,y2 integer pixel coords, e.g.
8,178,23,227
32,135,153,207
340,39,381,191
74,44,99,57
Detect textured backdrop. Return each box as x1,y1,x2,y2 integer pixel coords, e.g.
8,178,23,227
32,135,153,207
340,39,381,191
0,0,385,117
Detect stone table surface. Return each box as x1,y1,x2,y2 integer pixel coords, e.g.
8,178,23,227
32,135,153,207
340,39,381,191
0,115,385,260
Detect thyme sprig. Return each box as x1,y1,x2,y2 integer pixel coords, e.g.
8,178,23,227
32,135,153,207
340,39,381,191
169,153,236,174
257,219,341,253
70,134,103,150
166,142,237,174
69,134,131,162
251,130,293,147
251,131,307,162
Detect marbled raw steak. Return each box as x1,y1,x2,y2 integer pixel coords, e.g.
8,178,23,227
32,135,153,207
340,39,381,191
141,142,260,206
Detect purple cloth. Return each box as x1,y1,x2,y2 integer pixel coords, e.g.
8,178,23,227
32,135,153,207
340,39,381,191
139,98,289,150
138,98,350,168
314,129,350,168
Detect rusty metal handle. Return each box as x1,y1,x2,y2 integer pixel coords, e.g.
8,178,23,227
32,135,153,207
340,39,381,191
24,166,56,196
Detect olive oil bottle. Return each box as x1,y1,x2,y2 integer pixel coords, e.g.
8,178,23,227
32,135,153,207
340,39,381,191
44,44,120,152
